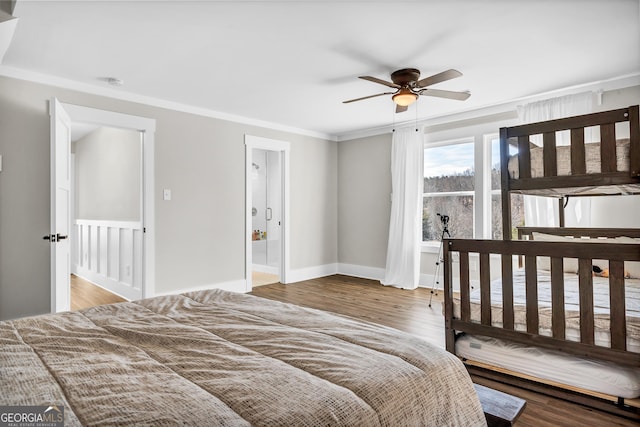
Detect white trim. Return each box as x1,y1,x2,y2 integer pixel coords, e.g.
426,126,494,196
420,242,441,253
337,263,384,281
424,136,474,149
2,66,635,143
71,274,131,302
153,279,247,296
245,135,291,291
288,264,338,283
252,264,279,275
481,133,499,239
423,190,475,197
61,102,156,298
0,65,334,141
419,273,438,288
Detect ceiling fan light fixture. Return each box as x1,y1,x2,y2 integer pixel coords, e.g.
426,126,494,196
392,88,418,106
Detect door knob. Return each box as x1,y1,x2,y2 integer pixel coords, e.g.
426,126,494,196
42,234,67,242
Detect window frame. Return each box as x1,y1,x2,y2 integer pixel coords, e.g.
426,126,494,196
421,133,499,253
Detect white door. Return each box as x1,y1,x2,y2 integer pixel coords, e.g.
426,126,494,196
49,98,71,312
266,150,281,268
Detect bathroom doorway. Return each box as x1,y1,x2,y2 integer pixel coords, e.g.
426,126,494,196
251,149,281,285
245,135,290,291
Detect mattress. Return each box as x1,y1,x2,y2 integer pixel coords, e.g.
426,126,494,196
452,269,640,352
0,289,486,426
507,138,630,179
456,334,640,398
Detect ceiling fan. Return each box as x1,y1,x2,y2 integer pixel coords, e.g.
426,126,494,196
343,68,470,113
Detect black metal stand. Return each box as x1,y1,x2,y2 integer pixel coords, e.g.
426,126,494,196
428,224,450,308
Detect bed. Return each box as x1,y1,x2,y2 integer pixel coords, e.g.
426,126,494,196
500,105,640,230
1,289,486,426
443,105,640,418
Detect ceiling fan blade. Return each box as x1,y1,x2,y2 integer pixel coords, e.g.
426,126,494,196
395,104,408,113
415,69,462,88
419,88,471,101
359,75,400,89
343,92,394,104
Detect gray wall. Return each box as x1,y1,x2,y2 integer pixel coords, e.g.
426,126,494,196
338,133,391,268
0,75,337,319
75,126,141,221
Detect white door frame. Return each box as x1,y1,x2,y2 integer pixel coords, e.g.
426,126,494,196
245,135,290,291
49,99,72,312
51,101,156,306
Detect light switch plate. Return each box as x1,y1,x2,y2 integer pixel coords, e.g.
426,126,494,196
163,189,171,201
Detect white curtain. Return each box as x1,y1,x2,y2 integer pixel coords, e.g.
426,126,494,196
381,127,423,290
517,92,594,227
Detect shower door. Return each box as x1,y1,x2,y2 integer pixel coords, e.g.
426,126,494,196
251,148,281,273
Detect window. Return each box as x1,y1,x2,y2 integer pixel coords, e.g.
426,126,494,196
423,140,474,241
489,137,524,240
422,135,524,247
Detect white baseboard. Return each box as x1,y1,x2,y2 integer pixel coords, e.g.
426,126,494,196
337,264,442,290
419,273,439,289
153,279,248,297
337,263,385,281
146,264,440,298
286,263,338,283
75,265,140,301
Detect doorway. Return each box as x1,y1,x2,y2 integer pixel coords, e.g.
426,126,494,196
245,135,290,291
251,148,281,286
50,100,156,312
71,126,144,301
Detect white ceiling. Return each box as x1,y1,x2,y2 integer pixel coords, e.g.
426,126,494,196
3,1,639,139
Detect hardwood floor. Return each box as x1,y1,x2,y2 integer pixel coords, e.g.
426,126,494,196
70,274,127,310
250,274,638,427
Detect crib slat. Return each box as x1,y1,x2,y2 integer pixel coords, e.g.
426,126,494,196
600,123,617,173
517,136,531,179
578,259,595,345
550,257,566,340
480,253,491,326
524,255,539,334
543,132,557,177
570,128,586,175
501,254,514,330
609,260,627,351
460,252,471,323
630,105,640,177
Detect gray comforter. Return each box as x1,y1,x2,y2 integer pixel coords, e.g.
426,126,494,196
1,289,486,426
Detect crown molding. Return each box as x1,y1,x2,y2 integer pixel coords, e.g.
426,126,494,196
0,65,336,141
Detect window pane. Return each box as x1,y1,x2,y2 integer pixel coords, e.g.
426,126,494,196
490,138,518,190
423,195,474,241
491,193,525,240
424,143,474,192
